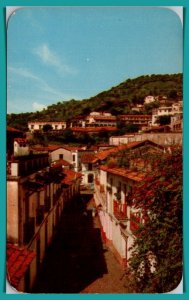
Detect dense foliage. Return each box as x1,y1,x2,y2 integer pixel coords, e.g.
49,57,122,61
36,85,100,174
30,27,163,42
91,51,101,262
125,148,182,293
7,73,182,131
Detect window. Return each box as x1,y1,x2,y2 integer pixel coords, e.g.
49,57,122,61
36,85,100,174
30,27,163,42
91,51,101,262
55,125,58,130
72,154,76,162
31,125,34,129
59,154,63,160
88,163,92,171
88,173,94,183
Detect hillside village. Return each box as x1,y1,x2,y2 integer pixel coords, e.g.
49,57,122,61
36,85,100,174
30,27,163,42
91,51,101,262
7,74,182,293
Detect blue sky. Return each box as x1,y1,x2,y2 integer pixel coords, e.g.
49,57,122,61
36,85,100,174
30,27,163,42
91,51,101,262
7,6,183,114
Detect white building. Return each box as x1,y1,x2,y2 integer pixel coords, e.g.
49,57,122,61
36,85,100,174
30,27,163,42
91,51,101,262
80,153,96,187
94,165,146,267
28,122,67,132
144,95,156,104
14,138,30,157
151,102,183,126
71,112,117,128
93,140,168,268
7,151,82,292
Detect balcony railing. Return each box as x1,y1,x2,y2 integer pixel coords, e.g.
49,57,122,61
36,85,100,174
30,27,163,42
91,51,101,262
113,200,127,221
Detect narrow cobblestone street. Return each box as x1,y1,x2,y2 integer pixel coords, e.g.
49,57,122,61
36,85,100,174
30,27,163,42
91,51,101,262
33,195,128,293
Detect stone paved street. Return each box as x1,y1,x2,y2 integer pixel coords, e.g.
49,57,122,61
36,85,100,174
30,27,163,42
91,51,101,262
33,195,128,293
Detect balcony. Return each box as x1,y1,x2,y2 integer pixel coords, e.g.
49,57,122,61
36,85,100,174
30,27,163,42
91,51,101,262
130,212,141,232
113,200,127,221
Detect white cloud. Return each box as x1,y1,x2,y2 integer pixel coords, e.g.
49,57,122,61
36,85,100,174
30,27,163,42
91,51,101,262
32,102,47,111
8,66,40,81
33,43,78,76
8,66,64,98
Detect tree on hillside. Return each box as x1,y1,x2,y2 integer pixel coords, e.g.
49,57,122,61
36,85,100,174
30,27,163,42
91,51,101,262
125,149,182,293
7,73,182,131
168,89,178,99
58,129,75,143
144,101,160,114
43,124,53,132
156,115,171,126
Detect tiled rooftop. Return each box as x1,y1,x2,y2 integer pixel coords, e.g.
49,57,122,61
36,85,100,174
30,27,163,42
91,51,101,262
93,141,145,162
7,127,22,133
87,116,116,121
100,165,146,182
94,140,164,162
30,145,61,152
80,153,95,163
14,138,27,145
119,114,152,119
7,244,36,289
28,121,66,124
71,127,117,133
62,169,83,185
53,159,71,166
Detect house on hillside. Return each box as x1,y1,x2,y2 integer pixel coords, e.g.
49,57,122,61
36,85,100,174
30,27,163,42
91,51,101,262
151,101,183,126
119,115,152,129
144,95,156,104
28,122,67,132
70,112,117,128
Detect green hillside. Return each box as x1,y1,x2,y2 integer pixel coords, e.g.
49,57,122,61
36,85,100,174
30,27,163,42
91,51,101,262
7,73,182,131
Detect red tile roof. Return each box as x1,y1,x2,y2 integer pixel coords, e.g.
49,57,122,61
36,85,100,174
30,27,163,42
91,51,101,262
53,159,71,166
88,116,116,121
7,127,22,132
30,145,62,152
62,169,83,185
94,140,163,162
28,121,66,124
71,127,117,133
7,244,36,289
80,153,95,163
119,114,151,119
62,146,84,151
93,141,144,162
100,165,146,182
14,138,27,145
